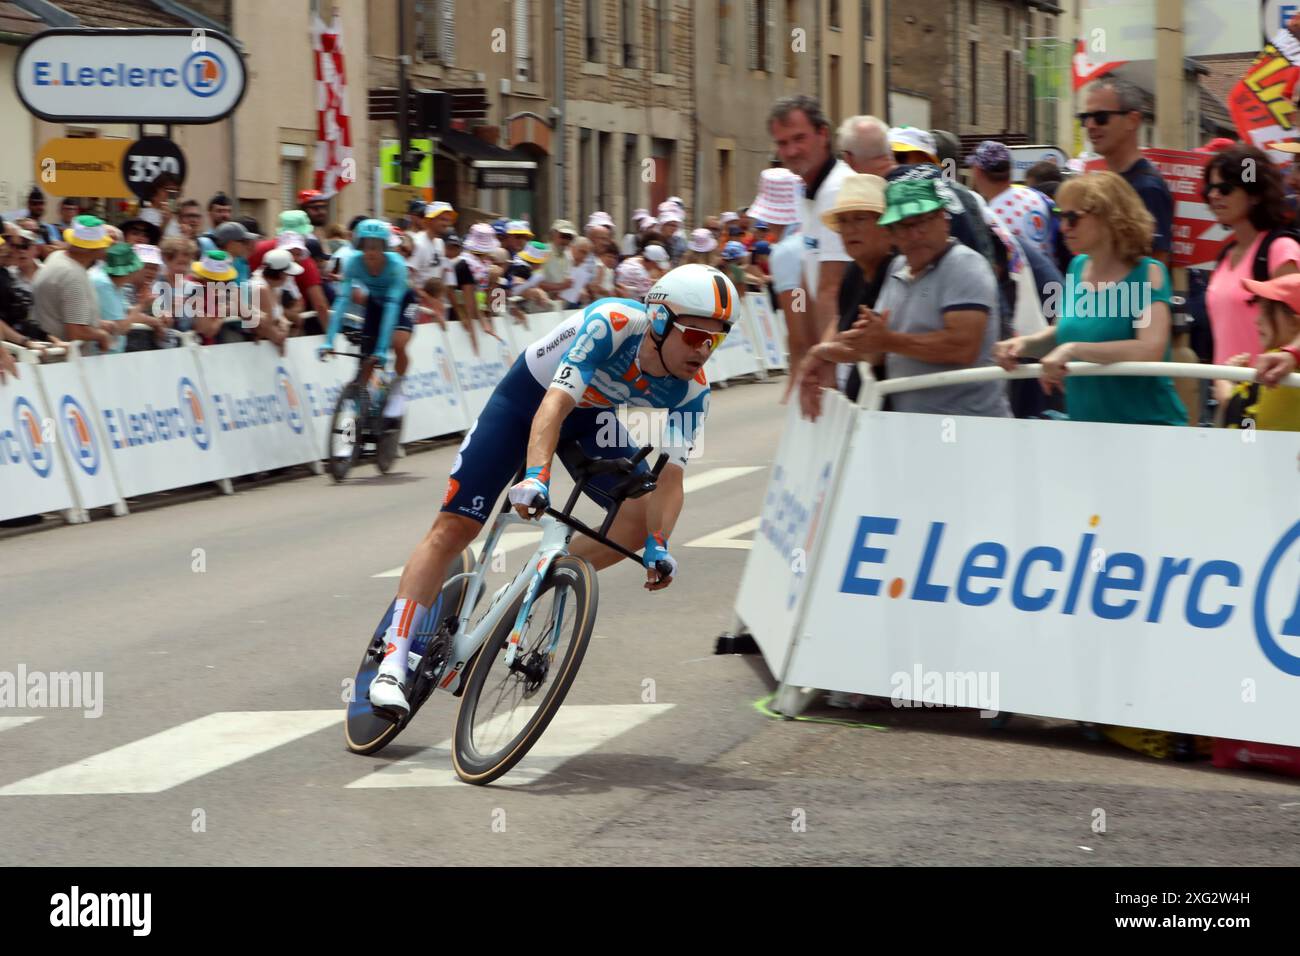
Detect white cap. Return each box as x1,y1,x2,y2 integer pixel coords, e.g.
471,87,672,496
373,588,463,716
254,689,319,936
263,247,304,275
719,211,739,224
133,243,163,266
276,231,309,254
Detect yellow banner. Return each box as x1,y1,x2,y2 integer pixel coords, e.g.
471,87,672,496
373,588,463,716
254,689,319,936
382,185,425,219
33,138,133,199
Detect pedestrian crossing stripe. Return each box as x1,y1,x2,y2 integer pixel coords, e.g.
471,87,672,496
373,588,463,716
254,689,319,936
345,703,675,789
0,710,341,796
684,516,760,551
0,717,42,734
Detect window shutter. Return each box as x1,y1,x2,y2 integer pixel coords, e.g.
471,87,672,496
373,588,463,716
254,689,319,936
746,0,757,71
765,0,775,74
440,0,456,65
514,0,530,80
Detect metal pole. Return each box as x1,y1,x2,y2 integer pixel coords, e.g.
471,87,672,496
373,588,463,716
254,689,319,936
554,0,565,219
398,0,411,186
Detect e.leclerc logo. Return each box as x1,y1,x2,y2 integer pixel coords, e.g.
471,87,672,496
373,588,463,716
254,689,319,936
3,397,53,478
30,50,225,96
59,395,99,476
181,51,225,97
100,377,210,451
837,514,1300,677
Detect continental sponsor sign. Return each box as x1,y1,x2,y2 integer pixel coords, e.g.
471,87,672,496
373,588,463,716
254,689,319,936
33,138,132,198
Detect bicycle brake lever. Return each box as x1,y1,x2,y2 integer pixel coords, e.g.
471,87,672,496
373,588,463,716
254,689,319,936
651,453,669,477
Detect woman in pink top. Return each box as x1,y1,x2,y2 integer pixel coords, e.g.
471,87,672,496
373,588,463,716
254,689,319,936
1204,145,1300,402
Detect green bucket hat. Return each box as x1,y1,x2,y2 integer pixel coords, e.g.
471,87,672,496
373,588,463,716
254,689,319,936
278,209,313,236
103,242,144,276
878,178,946,228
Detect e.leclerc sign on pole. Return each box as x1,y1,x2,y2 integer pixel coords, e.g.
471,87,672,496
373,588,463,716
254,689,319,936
14,29,246,124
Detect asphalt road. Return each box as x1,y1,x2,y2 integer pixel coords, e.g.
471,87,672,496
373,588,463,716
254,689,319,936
1,377,1298,866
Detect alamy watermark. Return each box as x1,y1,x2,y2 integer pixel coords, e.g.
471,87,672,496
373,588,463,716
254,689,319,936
890,664,1000,717
0,665,103,718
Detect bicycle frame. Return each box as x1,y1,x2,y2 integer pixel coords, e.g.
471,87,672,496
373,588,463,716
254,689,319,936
436,508,575,691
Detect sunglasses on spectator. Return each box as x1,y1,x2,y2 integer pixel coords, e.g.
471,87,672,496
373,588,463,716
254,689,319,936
1201,181,1240,200
672,320,730,351
10,242,30,250
1076,110,1132,126
1058,209,1091,227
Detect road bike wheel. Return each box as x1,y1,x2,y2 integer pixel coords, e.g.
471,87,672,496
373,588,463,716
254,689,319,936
328,382,365,482
344,548,475,755
452,555,597,785
375,423,400,474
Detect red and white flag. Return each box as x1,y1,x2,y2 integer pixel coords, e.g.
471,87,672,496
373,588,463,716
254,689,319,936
1072,39,1125,91
312,12,353,196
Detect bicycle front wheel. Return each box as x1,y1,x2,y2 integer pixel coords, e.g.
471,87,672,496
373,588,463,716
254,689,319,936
452,555,597,785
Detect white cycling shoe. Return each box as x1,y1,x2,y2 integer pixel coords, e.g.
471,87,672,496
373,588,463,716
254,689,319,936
369,671,410,720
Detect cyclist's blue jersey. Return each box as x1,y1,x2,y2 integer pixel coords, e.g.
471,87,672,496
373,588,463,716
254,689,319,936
326,249,408,354
522,298,710,467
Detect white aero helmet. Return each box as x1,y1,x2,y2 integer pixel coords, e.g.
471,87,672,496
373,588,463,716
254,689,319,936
644,263,739,337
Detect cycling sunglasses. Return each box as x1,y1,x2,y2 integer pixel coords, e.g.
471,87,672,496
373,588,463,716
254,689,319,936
672,320,731,351
1076,109,1132,126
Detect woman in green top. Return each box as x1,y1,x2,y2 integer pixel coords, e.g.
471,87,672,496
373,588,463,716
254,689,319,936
992,171,1187,426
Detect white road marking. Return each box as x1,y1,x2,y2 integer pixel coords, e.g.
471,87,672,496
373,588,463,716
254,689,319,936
0,710,342,796
0,717,42,734
373,466,765,577
683,516,760,550
344,703,675,789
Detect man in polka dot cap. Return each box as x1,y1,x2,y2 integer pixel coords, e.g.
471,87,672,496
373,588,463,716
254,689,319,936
967,139,1055,261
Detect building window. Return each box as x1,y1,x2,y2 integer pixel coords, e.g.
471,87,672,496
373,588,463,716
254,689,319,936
598,131,611,213
513,0,533,81
624,133,639,218
862,60,872,114
969,0,977,26
1005,49,1013,129
829,55,841,123
785,0,799,77
586,0,600,61
656,0,671,73
622,0,636,67
579,127,592,225
718,0,730,64
280,145,306,214
1004,2,1012,35
970,41,978,124
719,149,733,211
862,0,872,38
750,0,771,73
416,0,455,64
651,137,675,210
829,0,840,30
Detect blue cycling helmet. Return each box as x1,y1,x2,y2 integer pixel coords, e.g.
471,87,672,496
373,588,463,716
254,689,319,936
353,218,391,245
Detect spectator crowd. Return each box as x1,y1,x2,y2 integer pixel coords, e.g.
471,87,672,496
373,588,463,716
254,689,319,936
3,80,1298,432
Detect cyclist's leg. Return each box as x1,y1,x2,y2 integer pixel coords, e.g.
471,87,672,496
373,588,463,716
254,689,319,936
377,361,540,685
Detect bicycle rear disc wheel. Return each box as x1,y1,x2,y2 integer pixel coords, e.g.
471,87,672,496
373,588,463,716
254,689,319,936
328,384,365,482
452,555,597,785
345,548,475,755
375,425,400,474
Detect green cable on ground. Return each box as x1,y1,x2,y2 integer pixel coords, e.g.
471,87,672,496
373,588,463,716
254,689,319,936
752,693,888,730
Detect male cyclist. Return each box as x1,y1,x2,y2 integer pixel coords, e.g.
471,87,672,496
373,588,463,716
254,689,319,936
319,218,414,423
368,263,738,718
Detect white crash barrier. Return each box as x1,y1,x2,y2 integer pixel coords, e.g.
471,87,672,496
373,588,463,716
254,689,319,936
398,323,470,442
0,354,79,522
77,343,234,500
282,334,360,455
744,293,788,372
704,301,764,385
734,362,1300,748
443,321,517,420
31,357,126,516
193,340,322,475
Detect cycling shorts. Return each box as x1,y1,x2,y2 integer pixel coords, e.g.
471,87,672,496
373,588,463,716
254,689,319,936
441,355,650,524
360,289,416,356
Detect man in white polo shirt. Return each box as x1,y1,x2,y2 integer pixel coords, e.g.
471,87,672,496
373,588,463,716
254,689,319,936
768,94,853,389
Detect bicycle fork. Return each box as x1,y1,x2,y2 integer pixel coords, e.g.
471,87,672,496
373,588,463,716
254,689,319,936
503,517,572,670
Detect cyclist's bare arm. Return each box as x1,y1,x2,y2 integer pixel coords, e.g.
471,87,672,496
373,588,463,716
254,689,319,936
645,462,684,540
524,387,577,472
